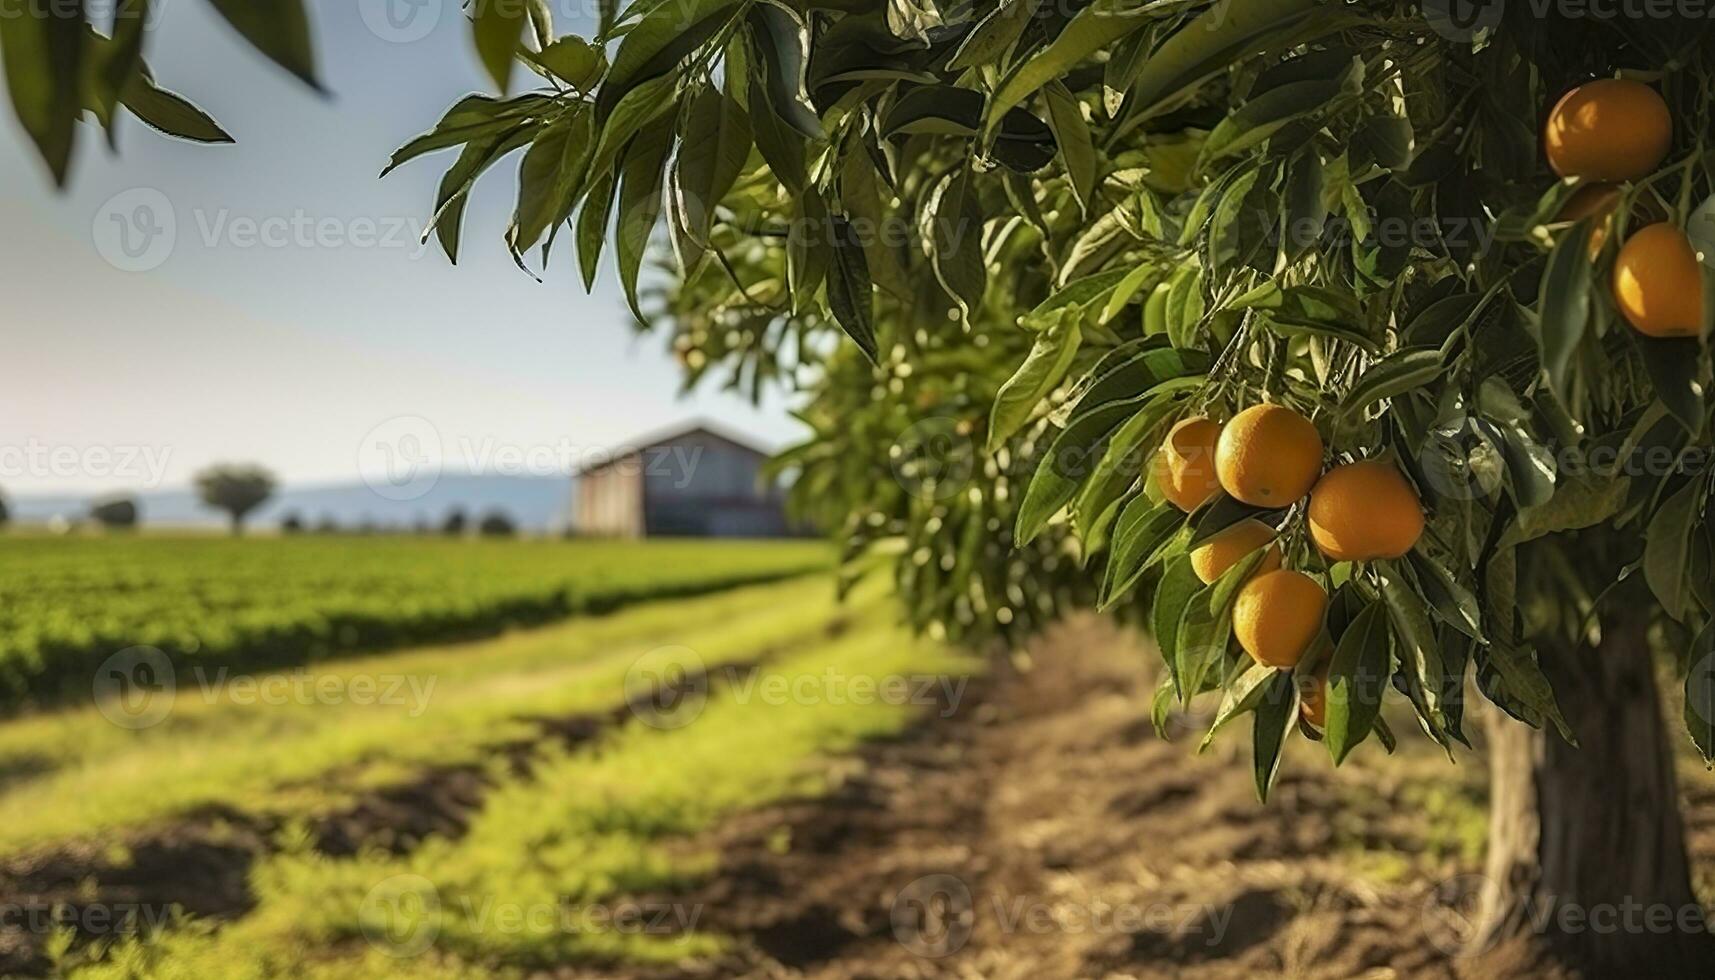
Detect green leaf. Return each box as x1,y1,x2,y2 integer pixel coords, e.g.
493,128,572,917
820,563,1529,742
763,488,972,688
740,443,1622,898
1164,264,1205,350
576,172,617,290
471,0,526,92
596,0,740,121
1252,669,1298,802
926,169,987,323
1187,493,1281,548
1324,601,1390,765
983,0,1156,132
431,124,538,264
526,35,604,90
1360,112,1414,170
746,4,822,139
383,94,553,176
1016,392,1150,544
1021,269,1130,331
1203,78,1340,162
508,113,580,257
1407,550,1483,639
1101,490,1188,609
1538,217,1595,397
1340,347,1443,417
672,87,747,260
1154,557,1201,696
749,66,807,193
1378,560,1447,737
1281,144,1326,260
1633,336,1707,434
1178,550,1267,701
1120,0,1330,134
120,73,233,144
615,122,674,320
1200,663,1281,751
827,215,879,363
587,73,678,189
85,0,148,137
1480,641,1575,743
1043,80,1096,216
204,0,319,90
1486,419,1557,510
1686,622,1715,765
786,186,832,309
949,0,1039,70
2,0,85,184
989,317,1083,452
1645,477,1702,622
1101,262,1160,326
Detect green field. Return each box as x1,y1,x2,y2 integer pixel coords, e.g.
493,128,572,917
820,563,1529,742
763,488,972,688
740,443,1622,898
0,536,830,710
0,563,972,978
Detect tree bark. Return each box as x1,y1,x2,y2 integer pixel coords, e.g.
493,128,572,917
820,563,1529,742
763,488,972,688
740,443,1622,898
1473,611,1712,974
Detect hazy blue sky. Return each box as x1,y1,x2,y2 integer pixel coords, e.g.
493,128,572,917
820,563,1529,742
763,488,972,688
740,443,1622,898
2,0,800,498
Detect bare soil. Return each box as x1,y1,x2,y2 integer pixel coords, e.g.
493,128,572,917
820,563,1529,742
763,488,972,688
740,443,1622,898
599,615,1715,980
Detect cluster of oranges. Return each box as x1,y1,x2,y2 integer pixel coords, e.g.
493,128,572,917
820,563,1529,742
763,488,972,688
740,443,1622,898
1150,405,1424,706
1546,78,1706,338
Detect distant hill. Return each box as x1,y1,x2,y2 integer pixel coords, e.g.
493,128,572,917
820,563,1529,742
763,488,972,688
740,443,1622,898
7,474,574,533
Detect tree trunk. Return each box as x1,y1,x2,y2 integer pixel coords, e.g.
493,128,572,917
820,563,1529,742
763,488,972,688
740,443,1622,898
1473,612,1712,975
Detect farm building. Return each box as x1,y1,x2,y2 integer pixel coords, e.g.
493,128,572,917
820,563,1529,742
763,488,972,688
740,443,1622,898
573,423,795,538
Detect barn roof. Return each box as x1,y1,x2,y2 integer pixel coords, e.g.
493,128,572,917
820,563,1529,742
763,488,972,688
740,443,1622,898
575,420,774,477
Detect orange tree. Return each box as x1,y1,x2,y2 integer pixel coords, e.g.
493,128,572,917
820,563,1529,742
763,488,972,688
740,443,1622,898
9,0,1715,970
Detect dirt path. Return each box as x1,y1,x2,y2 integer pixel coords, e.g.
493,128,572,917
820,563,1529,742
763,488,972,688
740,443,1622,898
608,615,1572,980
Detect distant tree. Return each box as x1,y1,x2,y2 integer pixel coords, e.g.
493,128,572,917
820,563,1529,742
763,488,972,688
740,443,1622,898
477,511,516,538
279,512,306,535
315,514,341,535
442,508,469,537
194,464,276,536
0,492,9,529
89,497,139,530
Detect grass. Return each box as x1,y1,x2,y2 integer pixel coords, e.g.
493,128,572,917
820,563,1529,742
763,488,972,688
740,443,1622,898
0,536,831,710
0,573,864,856
0,568,977,978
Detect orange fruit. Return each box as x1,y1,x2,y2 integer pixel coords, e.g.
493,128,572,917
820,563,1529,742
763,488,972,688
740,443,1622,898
1545,79,1672,182
1233,570,1327,669
1189,518,1283,585
1613,224,1707,338
1307,461,1426,562
1557,183,1620,259
1152,417,1222,512
1300,670,1329,728
1215,404,1323,508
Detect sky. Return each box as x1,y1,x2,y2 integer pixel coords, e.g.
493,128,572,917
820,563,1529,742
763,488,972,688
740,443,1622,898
0,0,801,499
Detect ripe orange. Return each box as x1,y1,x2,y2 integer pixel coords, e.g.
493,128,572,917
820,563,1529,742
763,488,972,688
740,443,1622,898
1189,518,1282,585
1612,224,1707,338
1215,404,1323,508
1300,670,1329,728
1152,416,1222,512
1557,183,1620,259
1545,79,1672,182
1233,570,1327,669
1307,461,1426,562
